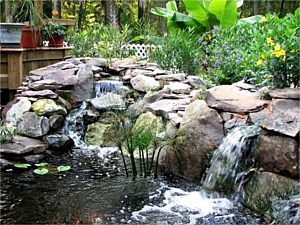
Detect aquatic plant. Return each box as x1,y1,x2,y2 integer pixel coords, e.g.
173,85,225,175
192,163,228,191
34,167,49,175
14,163,31,169
106,108,177,179
57,165,71,172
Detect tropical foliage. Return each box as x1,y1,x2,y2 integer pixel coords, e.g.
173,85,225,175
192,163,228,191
151,0,243,33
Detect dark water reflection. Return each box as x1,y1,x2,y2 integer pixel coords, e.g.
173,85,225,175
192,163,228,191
0,152,265,224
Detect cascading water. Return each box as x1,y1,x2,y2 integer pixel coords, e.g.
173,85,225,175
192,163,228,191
94,80,124,97
62,101,88,148
202,125,261,193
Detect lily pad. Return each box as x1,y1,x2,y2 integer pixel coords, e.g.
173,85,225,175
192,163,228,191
35,162,48,167
34,167,49,175
14,163,31,169
57,165,71,172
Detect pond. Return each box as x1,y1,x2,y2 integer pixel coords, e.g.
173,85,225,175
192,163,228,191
0,148,265,225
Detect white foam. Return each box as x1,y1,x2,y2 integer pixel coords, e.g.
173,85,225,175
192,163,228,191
131,184,233,225
97,147,119,159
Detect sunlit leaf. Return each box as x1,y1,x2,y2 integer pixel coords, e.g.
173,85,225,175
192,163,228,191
34,162,48,167
14,163,31,168
238,15,263,24
166,1,178,12
57,165,71,172
209,0,237,28
34,168,49,175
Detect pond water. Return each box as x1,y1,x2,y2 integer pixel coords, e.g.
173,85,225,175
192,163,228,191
0,149,265,225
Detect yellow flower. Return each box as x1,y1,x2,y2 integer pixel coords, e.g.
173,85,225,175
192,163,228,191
267,74,274,79
260,16,267,23
260,54,266,59
257,59,263,65
271,46,286,58
274,44,281,51
266,38,274,45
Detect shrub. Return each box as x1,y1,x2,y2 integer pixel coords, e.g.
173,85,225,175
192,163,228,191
200,8,299,88
65,23,134,62
149,28,203,75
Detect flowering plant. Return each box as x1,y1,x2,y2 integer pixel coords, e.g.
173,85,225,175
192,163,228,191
253,10,299,88
199,8,299,88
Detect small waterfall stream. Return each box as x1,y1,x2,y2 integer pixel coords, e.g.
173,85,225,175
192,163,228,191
202,125,261,193
62,101,88,148
94,80,124,97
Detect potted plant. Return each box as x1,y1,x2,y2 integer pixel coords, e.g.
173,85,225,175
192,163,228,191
44,21,66,47
14,0,45,48
0,23,25,48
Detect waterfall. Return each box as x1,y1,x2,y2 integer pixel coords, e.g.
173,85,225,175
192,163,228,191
94,80,124,97
202,125,261,193
62,102,88,148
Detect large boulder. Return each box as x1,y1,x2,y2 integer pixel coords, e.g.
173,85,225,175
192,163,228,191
242,171,300,223
72,64,94,101
146,99,190,119
45,132,73,149
256,133,299,178
31,99,67,116
260,112,300,137
164,82,191,94
16,112,50,138
130,75,160,92
134,111,164,135
205,85,269,113
90,93,125,110
49,115,65,130
268,88,300,99
159,100,224,180
4,97,31,125
84,122,111,146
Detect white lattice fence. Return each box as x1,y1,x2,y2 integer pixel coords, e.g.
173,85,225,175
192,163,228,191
123,44,160,59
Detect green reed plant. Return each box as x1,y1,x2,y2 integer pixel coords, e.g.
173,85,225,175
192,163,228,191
106,108,176,180
66,23,134,63
149,28,203,75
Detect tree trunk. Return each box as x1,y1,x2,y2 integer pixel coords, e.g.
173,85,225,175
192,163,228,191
78,0,85,30
253,0,260,15
138,0,146,20
266,0,270,13
103,0,119,25
279,0,285,18
4,0,12,22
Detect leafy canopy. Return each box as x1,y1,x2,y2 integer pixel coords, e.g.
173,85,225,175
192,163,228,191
151,0,243,33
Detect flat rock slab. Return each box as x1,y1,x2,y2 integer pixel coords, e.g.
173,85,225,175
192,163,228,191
155,73,186,81
146,99,190,119
261,111,300,137
164,82,191,94
0,136,48,155
17,90,58,99
269,88,300,99
205,85,269,113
